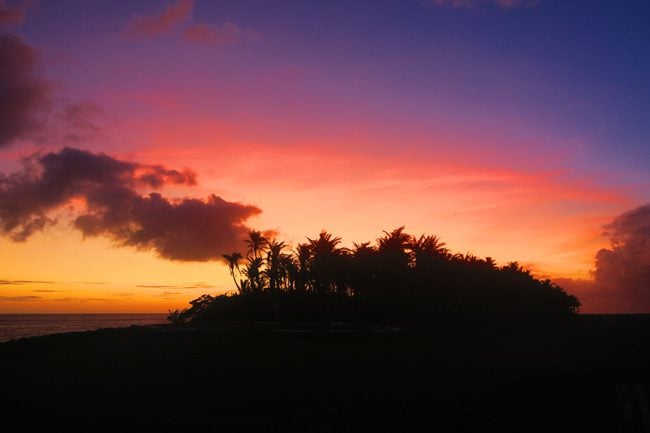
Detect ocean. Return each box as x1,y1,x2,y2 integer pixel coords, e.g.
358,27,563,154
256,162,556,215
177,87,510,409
0,313,168,343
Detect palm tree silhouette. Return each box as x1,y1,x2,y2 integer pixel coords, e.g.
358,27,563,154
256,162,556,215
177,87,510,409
264,239,288,292
409,234,448,270
245,230,268,259
179,227,582,324
307,231,344,294
243,256,265,293
222,252,244,293
293,243,312,292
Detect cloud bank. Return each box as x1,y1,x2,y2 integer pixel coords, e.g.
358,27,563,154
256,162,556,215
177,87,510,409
593,204,650,310
0,33,49,148
0,147,261,261
556,204,650,313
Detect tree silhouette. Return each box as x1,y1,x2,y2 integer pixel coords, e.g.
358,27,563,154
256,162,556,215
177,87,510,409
175,227,581,324
263,239,289,292
307,231,346,295
222,252,243,293
245,230,268,259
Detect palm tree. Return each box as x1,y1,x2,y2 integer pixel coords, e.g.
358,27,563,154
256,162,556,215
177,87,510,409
243,256,265,292
264,239,288,292
245,230,268,259
377,226,412,269
293,243,312,292
350,242,377,296
484,256,497,269
409,234,447,269
307,231,344,294
222,252,243,293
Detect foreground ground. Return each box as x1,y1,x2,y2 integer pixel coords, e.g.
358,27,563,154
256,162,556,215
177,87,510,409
2,315,650,432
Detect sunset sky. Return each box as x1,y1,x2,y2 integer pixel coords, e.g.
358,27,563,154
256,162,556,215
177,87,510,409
1,0,649,313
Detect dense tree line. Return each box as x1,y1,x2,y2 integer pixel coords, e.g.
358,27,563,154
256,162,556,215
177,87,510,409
169,227,580,324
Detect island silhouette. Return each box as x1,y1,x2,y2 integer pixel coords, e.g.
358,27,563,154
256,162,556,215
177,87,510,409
5,229,650,433
170,227,580,325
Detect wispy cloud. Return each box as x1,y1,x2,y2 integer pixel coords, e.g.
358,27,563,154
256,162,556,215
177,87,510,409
0,0,31,28
0,295,42,301
182,22,260,46
31,289,69,293
137,282,214,290
430,0,539,10
124,0,193,38
51,297,117,303
56,102,107,145
0,279,54,285
181,282,213,289
122,0,259,47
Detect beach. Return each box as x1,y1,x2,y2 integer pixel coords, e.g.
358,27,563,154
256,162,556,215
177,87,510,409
2,315,649,431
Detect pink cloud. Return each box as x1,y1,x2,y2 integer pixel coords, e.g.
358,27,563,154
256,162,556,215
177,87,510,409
183,22,240,46
124,0,193,38
0,0,30,27
431,0,539,10
182,22,260,46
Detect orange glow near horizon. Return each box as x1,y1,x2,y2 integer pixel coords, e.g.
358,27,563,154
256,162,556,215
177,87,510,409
3,1,648,314
0,134,632,313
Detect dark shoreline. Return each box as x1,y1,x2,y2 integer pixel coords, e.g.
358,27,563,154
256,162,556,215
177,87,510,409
2,315,650,431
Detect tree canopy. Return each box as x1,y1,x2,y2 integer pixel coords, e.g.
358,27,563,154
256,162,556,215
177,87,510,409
170,228,580,324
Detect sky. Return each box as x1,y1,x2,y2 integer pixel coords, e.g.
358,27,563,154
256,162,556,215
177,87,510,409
1,0,649,313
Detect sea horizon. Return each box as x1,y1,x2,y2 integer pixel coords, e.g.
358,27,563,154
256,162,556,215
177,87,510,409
0,313,168,343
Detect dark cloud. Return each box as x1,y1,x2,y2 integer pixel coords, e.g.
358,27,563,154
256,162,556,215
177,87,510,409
0,33,49,148
0,147,261,261
124,0,193,38
557,204,650,313
590,204,650,311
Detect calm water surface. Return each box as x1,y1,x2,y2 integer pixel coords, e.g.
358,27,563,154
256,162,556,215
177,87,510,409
0,314,167,343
